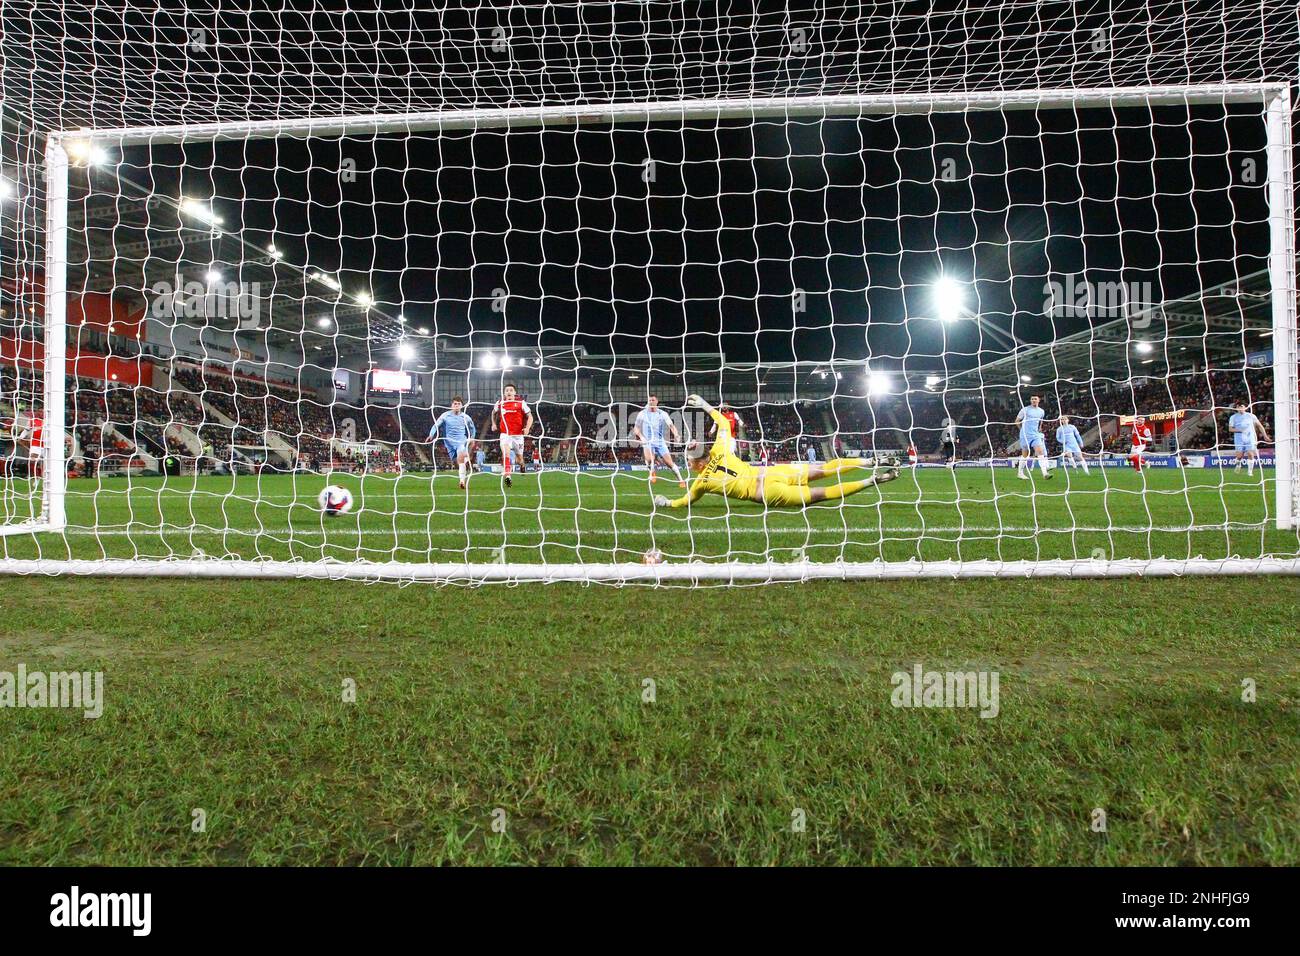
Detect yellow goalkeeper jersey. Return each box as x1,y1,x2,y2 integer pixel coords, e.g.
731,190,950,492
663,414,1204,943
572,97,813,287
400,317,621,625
666,410,760,507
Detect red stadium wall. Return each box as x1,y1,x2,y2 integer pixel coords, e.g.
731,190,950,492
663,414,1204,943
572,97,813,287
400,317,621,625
1,287,148,386
68,291,145,339
4,275,142,339
0,336,145,387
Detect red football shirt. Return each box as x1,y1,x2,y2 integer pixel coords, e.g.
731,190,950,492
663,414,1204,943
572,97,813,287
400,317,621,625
1130,423,1152,447
721,409,740,438
495,399,531,435
23,414,44,452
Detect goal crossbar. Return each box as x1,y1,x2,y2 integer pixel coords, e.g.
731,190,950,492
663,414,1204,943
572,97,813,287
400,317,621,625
65,82,1293,146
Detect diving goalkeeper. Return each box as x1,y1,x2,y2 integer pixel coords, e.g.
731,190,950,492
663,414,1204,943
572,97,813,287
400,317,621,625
653,395,900,509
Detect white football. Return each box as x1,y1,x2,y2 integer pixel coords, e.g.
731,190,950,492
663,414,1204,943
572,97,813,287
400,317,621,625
318,484,353,516
642,548,664,565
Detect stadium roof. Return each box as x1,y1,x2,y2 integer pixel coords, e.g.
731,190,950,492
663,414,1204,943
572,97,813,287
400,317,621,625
939,269,1277,393
61,164,403,358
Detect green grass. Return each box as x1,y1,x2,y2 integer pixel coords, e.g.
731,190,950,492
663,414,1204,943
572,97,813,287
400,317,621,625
0,469,1296,864
1,466,1296,566
0,575,1297,865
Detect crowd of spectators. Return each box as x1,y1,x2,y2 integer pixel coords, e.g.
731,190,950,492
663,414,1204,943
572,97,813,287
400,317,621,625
0,357,1288,480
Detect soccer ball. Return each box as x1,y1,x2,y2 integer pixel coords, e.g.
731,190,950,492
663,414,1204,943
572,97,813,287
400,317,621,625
318,485,353,516
642,548,664,565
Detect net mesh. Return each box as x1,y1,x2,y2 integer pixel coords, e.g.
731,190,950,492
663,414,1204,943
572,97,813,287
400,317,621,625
3,2,1298,129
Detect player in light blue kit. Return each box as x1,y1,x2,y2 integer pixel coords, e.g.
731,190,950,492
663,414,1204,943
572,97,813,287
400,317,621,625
1014,394,1053,480
1228,400,1270,476
1055,415,1090,474
429,396,477,489
633,395,685,486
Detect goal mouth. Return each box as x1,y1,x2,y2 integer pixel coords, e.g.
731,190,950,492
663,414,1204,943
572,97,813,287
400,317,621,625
3,82,1296,583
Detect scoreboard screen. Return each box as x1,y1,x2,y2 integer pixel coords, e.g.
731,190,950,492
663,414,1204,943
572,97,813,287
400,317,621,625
368,369,413,394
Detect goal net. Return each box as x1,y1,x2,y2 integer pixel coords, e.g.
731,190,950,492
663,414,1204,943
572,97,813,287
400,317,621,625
1,4,1297,583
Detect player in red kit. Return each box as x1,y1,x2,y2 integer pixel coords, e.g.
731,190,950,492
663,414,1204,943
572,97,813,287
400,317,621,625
491,384,533,488
11,407,45,480
708,403,743,454
1128,416,1153,472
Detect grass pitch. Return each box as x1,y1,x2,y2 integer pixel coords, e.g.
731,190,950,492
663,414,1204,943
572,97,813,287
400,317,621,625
0,575,1296,865
0,467,1296,865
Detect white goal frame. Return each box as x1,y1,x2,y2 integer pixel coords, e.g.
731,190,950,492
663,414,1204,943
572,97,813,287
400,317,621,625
0,135,68,538
5,81,1298,581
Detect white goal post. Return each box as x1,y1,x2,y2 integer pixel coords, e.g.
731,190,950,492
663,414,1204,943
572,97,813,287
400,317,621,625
3,81,1298,582
0,134,67,538
41,134,68,533
1266,86,1299,531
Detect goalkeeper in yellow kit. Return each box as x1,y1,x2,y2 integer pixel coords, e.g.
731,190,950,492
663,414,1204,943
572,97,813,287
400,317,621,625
653,395,901,509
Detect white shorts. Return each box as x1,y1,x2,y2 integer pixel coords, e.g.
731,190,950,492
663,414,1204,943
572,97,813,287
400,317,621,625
499,435,525,458
1130,444,1146,455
